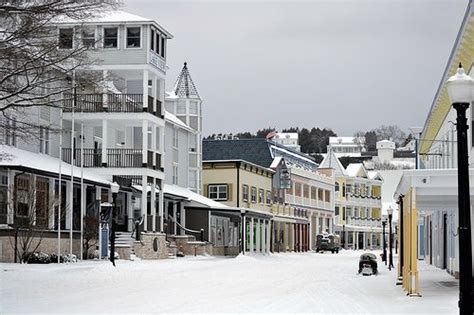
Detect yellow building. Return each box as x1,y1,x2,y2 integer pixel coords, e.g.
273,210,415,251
320,150,383,249
203,160,274,253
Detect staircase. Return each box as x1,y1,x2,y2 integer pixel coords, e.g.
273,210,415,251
167,240,178,259
115,231,137,260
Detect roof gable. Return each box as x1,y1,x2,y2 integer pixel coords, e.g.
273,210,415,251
319,149,347,176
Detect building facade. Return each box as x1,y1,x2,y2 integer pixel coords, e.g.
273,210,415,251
320,150,383,250
394,0,474,296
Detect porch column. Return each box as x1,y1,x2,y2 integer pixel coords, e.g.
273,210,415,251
267,221,271,254
151,125,157,168
65,181,71,229
173,202,177,235
309,213,313,251
101,120,107,166
180,203,185,236
242,217,246,253
127,192,133,232
159,188,164,232
141,175,147,231
256,219,261,253
142,120,148,166
250,218,254,252
261,220,266,254
142,70,149,111
151,75,157,113
315,214,319,235
151,177,156,232
300,223,303,251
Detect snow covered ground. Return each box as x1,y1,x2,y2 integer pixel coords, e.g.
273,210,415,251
0,250,458,314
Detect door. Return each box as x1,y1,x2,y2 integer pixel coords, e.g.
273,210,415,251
358,232,364,249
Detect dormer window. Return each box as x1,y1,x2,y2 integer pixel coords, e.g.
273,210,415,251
103,27,118,48
58,28,73,49
126,27,141,48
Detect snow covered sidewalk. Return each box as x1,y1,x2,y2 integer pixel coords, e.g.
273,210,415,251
0,250,458,314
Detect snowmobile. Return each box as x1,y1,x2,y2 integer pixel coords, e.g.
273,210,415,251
358,253,378,276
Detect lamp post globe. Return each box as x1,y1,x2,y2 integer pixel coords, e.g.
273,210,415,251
446,63,473,315
387,207,394,270
110,182,120,267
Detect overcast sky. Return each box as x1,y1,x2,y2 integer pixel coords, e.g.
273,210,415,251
124,0,468,136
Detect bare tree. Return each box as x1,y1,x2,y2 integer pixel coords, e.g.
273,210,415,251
7,173,62,263
83,212,99,259
0,0,119,140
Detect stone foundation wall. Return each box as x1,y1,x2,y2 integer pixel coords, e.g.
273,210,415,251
0,230,81,263
134,232,168,259
115,246,131,260
212,246,240,256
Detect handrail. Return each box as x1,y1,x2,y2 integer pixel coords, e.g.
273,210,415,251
167,215,206,242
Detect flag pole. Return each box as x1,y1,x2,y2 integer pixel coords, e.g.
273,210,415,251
80,115,84,260
58,108,63,263
70,71,76,256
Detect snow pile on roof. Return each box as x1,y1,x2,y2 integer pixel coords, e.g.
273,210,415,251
346,163,367,178
164,111,193,132
164,184,232,209
329,136,365,145
0,145,110,185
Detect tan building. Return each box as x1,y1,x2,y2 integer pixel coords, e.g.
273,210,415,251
203,160,273,254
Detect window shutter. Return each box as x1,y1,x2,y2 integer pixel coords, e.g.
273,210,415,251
227,183,233,202
203,184,209,197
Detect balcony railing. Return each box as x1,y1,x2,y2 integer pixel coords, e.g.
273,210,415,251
63,93,162,117
62,148,162,170
345,216,382,228
62,148,102,167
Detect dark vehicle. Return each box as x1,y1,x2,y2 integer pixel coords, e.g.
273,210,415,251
315,233,340,253
358,253,378,275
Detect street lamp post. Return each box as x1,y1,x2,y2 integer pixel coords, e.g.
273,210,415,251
446,63,473,315
342,224,346,249
387,207,394,270
110,182,120,267
382,218,387,264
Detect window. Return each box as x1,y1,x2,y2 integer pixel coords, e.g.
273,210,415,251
294,182,301,196
208,184,228,201
103,27,118,48
172,165,178,185
15,175,30,217
342,183,346,197
189,101,198,115
126,27,141,48
5,118,16,146
266,190,272,204
82,27,95,48
189,134,197,152
258,189,264,204
311,186,317,200
177,100,186,114
36,177,49,226
150,29,155,51
251,186,257,203
160,36,165,57
188,170,197,190
39,127,49,154
173,128,178,148
58,28,73,49
325,190,331,203
242,184,249,201
0,173,8,224
155,32,160,54
303,184,309,198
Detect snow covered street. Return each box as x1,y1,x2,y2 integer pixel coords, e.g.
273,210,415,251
0,250,458,314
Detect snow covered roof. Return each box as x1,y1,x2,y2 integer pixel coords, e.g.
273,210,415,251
367,171,383,181
346,163,368,178
0,145,110,186
329,136,365,145
164,184,233,209
319,149,347,176
54,10,173,38
173,62,201,99
275,132,298,140
270,156,284,169
164,110,194,132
